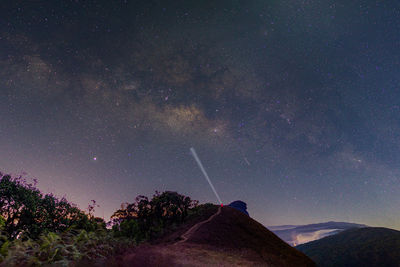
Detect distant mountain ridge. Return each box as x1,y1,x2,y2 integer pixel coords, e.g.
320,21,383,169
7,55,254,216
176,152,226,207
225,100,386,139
297,227,400,267
269,221,367,246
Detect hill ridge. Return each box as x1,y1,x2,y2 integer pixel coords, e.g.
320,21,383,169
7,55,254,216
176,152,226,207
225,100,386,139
297,227,400,267
117,205,315,266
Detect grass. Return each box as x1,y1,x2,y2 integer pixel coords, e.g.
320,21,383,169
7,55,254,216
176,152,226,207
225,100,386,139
0,229,134,266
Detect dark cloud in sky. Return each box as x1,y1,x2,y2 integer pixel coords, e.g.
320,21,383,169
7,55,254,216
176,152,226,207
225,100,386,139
0,0,399,228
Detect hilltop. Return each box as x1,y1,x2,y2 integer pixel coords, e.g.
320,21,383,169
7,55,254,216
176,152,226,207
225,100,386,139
112,205,315,266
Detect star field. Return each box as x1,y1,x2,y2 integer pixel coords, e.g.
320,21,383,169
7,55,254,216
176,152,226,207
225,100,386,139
0,0,400,229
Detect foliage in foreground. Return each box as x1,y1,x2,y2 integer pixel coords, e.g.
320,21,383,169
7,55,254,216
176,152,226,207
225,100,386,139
0,171,211,266
0,173,100,240
0,229,133,266
0,172,129,265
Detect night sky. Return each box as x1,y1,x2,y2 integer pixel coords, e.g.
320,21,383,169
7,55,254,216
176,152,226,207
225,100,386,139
1,1,400,229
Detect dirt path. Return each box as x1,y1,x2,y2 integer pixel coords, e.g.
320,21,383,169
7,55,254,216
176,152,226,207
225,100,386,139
118,206,223,266
175,206,222,244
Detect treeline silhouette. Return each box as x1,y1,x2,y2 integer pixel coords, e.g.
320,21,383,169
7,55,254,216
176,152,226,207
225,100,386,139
111,191,197,242
0,172,208,265
0,174,104,240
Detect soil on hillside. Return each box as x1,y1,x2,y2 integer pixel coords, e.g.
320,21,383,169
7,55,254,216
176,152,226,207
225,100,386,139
104,206,315,267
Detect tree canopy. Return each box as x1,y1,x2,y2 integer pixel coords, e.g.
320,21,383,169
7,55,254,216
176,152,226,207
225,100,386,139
111,191,198,242
0,173,99,240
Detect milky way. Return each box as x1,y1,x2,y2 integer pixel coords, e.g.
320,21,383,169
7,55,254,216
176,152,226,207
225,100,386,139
0,1,399,228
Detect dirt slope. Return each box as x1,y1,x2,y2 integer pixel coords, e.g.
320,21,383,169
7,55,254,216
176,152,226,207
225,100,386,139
109,206,315,266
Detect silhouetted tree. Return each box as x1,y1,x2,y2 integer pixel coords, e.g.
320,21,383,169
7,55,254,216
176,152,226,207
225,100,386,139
0,173,97,239
111,191,197,242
